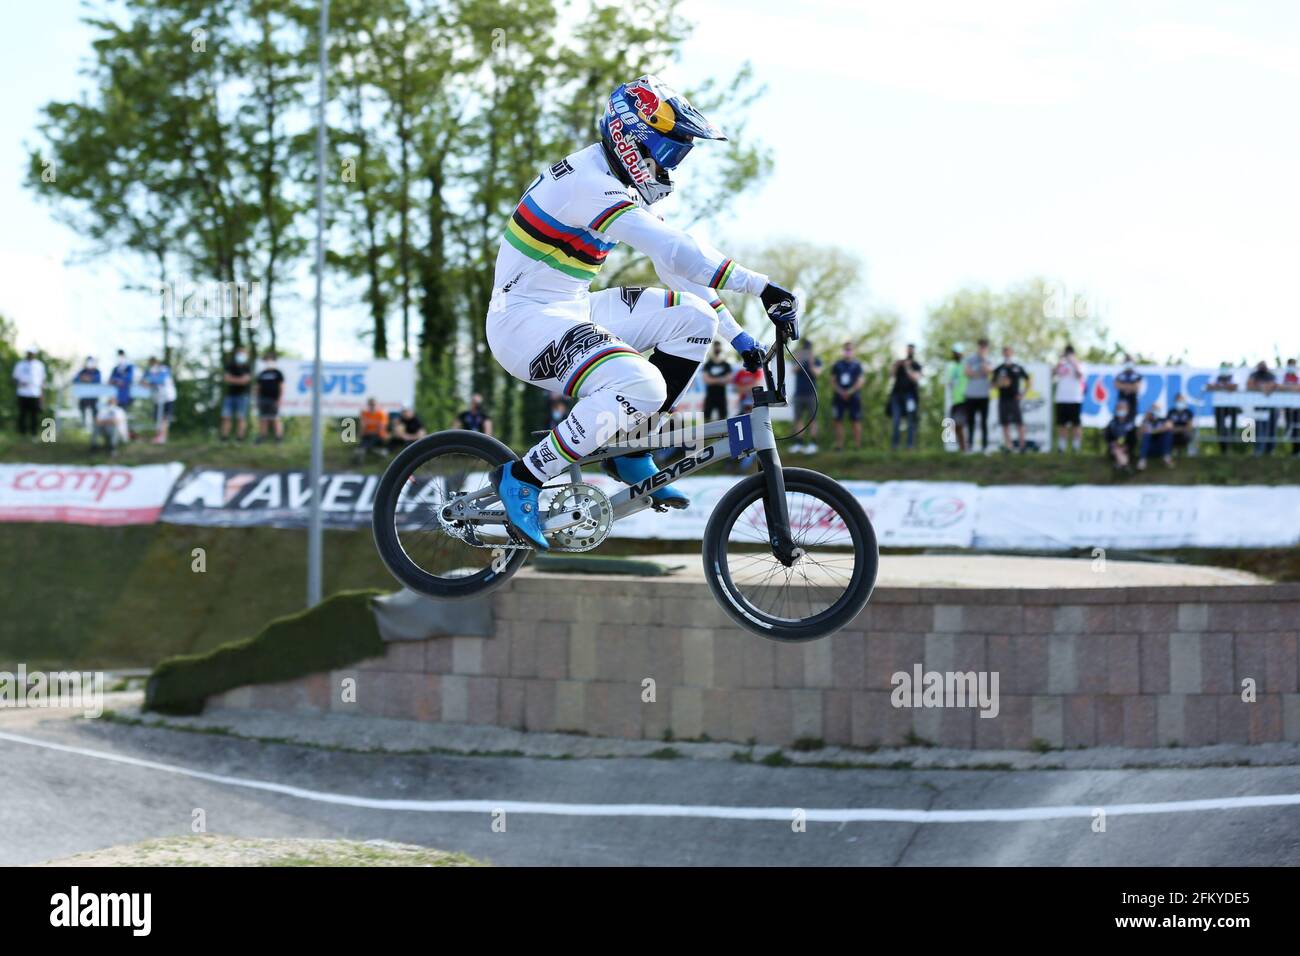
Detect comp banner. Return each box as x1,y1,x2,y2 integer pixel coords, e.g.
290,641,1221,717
272,359,416,417
1081,364,1245,428
973,484,1300,550
0,463,183,526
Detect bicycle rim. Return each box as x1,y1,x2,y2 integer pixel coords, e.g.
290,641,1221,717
717,483,867,627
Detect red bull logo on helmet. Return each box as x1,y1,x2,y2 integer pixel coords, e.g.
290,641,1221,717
606,115,650,185
627,83,660,119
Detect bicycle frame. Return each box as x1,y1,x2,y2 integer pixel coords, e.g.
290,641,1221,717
449,321,803,562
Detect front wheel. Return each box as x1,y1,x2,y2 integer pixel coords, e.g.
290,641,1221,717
702,468,878,641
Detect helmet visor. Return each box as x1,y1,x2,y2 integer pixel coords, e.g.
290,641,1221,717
648,135,693,170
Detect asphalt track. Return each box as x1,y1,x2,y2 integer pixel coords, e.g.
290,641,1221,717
3,708,1299,866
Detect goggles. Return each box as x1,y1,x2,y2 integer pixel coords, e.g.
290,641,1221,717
647,134,694,170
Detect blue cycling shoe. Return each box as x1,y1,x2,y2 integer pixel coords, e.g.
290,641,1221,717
602,451,690,509
490,463,549,550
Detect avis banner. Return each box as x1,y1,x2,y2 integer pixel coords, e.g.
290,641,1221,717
0,463,184,526
271,359,417,418
1080,364,1247,428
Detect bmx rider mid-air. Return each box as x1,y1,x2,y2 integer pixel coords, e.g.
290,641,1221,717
485,74,799,550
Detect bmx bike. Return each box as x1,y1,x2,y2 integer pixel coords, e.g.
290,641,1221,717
372,321,878,641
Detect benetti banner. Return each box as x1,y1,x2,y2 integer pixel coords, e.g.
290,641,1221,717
972,485,1300,550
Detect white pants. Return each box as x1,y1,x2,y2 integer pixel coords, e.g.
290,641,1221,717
486,286,719,480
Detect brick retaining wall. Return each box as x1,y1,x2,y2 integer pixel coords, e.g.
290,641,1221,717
209,574,1300,750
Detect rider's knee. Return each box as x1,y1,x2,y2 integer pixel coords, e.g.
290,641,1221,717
615,361,668,413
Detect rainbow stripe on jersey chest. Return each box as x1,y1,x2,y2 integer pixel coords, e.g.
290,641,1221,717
504,196,619,281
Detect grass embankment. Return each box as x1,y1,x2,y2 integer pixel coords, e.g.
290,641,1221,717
145,588,384,715
0,522,396,671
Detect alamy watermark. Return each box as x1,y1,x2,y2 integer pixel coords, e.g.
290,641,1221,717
891,665,1000,718
156,276,264,323
0,664,104,718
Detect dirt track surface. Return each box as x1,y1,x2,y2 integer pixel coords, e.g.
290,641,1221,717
3,701,1299,867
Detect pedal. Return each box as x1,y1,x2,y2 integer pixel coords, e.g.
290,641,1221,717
652,498,690,512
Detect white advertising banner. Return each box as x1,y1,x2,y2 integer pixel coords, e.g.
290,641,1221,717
840,480,979,547
973,484,1300,550
272,359,416,417
0,463,184,526
151,465,1300,551
597,475,979,547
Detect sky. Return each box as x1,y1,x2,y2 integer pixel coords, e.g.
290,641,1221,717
1,0,1298,367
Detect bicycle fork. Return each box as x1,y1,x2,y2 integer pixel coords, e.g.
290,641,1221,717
751,405,802,567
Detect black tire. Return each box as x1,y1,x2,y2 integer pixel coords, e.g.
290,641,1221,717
702,468,877,641
371,429,529,600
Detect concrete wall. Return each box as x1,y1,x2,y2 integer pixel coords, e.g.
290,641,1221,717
209,573,1300,750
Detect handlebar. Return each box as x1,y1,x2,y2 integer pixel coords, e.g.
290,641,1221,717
761,315,800,397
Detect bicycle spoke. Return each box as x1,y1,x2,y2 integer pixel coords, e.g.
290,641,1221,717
394,453,504,580
721,487,862,624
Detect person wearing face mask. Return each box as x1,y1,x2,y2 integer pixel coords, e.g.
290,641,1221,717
1136,401,1174,470
108,350,135,412
1247,360,1278,456
1103,399,1136,472
1052,344,1084,453
255,351,286,443
221,346,253,441
12,349,46,438
141,355,177,444
1282,358,1299,456
72,356,101,430
1204,361,1240,454
1167,392,1197,458
1114,355,1142,423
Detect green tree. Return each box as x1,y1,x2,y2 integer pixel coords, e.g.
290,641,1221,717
27,0,773,445
922,277,1109,367
725,239,868,347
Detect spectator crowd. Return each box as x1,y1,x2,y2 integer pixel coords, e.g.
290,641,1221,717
10,339,1300,469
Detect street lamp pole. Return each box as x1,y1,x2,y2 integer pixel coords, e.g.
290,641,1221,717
307,0,330,607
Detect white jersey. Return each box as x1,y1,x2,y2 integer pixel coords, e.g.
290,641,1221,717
1054,358,1084,403
493,143,765,341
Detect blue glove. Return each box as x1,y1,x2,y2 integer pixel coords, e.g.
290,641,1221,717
731,331,766,372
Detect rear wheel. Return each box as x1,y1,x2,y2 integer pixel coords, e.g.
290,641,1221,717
702,468,877,641
371,429,529,600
